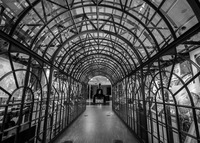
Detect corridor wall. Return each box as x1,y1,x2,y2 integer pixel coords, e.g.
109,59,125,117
0,37,87,143
113,34,200,143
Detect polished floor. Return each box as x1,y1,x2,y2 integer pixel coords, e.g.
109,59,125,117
53,102,139,143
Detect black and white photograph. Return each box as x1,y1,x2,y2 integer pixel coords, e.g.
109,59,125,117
0,0,200,143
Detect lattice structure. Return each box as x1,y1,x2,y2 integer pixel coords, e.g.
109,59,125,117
0,0,200,143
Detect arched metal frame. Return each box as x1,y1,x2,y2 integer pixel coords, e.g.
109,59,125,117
2,0,181,83
78,64,120,83
58,38,137,69
73,59,123,81
0,0,200,143
67,52,129,78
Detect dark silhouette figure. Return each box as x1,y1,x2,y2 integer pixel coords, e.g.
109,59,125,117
93,84,106,104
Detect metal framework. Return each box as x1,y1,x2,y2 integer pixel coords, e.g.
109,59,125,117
0,0,200,143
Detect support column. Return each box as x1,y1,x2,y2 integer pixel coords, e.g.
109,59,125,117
42,66,53,143
140,68,149,143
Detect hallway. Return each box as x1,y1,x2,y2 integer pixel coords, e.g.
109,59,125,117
1,0,200,143
53,104,139,143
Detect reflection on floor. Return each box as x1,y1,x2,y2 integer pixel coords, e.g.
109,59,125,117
53,103,139,143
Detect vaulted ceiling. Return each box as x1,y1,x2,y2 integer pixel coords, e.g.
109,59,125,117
0,0,199,84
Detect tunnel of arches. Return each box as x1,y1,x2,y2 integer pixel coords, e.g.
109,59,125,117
0,0,200,143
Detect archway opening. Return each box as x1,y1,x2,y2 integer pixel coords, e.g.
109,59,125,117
87,76,112,105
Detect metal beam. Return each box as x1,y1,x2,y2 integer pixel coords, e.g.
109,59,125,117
0,30,79,82
115,22,200,84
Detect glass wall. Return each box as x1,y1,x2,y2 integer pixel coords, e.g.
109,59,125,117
113,42,200,143
0,37,87,143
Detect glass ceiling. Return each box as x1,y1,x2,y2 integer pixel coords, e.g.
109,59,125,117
0,0,199,83
88,75,111,85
